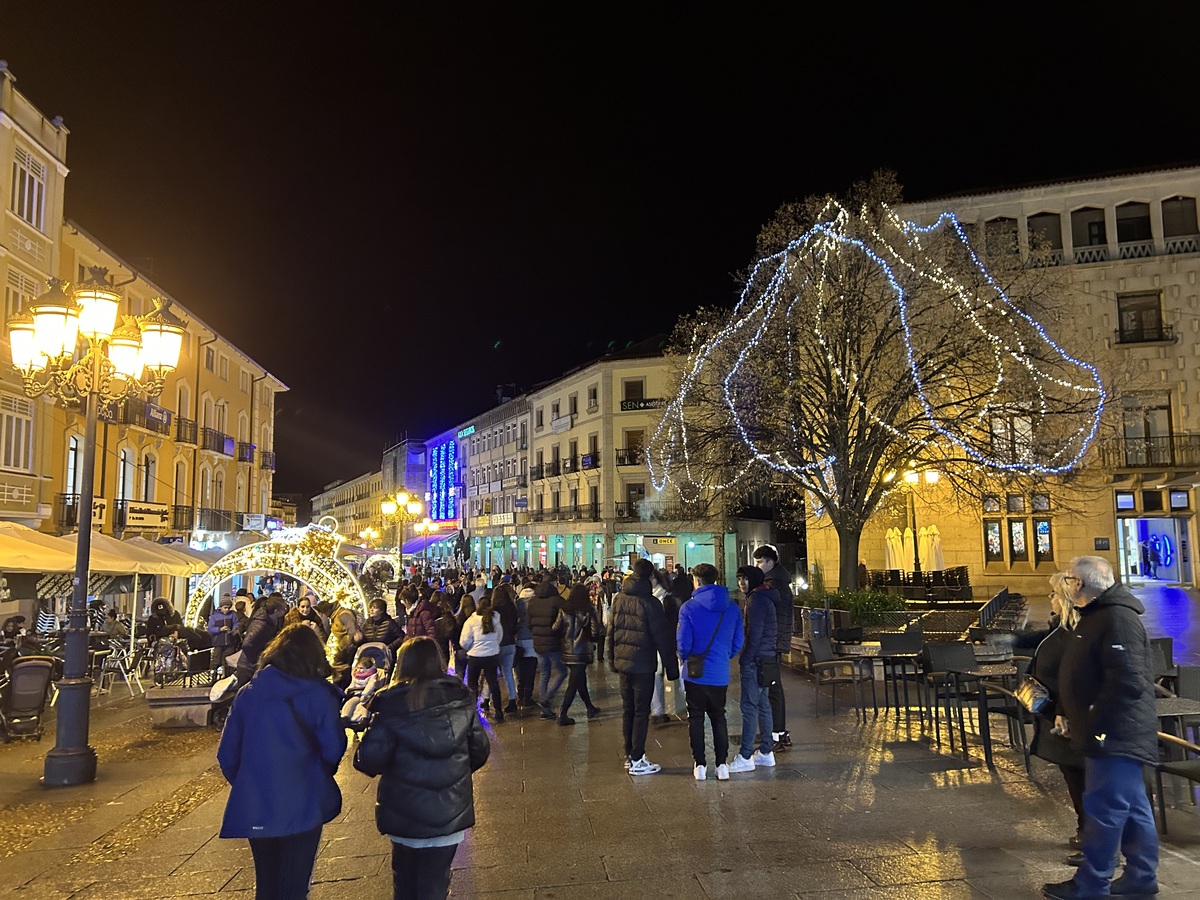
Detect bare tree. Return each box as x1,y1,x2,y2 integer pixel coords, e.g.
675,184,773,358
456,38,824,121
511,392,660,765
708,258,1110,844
649,173,1106,589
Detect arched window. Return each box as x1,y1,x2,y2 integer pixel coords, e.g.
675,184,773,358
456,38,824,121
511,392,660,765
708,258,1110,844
214,470,225,509
202,397,215,429
174,460,188,506
117,449,135,501
260,483,269,517
236,473,246,513
176,384,190,418
238,412,250,444
200,467,211,506
142,452,157,501
65,435,82,496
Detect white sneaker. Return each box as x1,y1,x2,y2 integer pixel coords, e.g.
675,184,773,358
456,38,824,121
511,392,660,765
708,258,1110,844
727,754,755,773
715,763,730,781
629,756,661,776
693,764,706,781
751,750,776,768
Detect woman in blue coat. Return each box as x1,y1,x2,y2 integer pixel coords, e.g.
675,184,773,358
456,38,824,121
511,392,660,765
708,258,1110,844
217,623,347,900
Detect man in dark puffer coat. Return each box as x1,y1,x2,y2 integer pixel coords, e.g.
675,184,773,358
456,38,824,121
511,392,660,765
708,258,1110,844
1044,556,1159,900
527,573,567,718
753,543,794,750
607,558,679,775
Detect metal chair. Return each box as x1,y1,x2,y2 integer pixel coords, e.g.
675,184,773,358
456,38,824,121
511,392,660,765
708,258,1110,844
878,631,923,720
809,635,872,722
1153,731,1200,835
918,642,979,754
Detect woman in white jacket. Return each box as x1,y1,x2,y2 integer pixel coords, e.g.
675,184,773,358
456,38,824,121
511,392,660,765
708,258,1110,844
460,592,505,722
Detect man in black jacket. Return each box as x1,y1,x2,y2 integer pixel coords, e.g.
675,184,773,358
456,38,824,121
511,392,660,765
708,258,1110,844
528,572,567,719
753,544,794,750
608,558,679,775
1043,556,1159,900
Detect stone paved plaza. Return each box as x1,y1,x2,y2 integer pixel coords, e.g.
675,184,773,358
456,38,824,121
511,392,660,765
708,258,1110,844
1,662,1198,898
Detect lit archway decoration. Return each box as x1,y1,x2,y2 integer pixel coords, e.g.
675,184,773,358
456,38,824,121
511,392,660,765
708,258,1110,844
361,552,403,578
184,518,368,627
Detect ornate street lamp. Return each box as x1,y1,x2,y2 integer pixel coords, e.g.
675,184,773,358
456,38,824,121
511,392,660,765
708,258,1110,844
381,490,423,554
6,269,186,786
899,465,939,575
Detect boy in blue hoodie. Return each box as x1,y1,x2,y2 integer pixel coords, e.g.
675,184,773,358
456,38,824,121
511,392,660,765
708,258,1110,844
677,563,744,781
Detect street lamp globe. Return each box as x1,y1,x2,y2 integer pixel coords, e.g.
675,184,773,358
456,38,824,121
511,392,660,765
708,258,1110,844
73,267,122,340
7,313,40,372
30,279,79,359
137,298,186,373
107,323,144,379
381,498,398,517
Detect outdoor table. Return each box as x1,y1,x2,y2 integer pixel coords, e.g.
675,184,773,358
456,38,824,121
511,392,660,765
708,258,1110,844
950,663,1018,769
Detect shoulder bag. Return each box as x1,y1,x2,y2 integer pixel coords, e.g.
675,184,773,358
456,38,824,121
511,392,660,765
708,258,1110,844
686,608,726,680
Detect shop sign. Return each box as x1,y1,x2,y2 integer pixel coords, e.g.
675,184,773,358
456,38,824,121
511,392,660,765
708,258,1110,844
645,536,676,549
242,513,266,530
502,476,518,489
620,398,666,411
457,425,476,439
477,515,491,528
514,497,528,508
551,415,572,434
491,512,515,526
581,453,594,468
145,403,172,426
92,497,108,526
125,501,170,529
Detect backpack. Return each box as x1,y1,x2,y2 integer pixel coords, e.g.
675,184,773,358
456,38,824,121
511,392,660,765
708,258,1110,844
434,611,457,642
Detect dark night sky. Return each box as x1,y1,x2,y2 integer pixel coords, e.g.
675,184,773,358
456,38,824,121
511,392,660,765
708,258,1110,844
3,4,1199,496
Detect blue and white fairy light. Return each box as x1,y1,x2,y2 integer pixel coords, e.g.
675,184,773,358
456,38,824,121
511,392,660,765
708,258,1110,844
648,200,1106,495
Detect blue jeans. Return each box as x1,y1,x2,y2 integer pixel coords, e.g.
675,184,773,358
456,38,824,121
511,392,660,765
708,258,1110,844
1073,755,1159,893
498,644,517,700
738,663,773,759
536,649,567,708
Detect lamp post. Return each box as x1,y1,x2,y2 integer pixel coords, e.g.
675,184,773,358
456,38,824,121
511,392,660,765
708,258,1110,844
381,491,423,557
6,270,186,785
901,467,939,574
413,517,433,572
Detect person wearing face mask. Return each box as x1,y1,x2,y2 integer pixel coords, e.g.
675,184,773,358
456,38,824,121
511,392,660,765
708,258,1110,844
752,544,794,751
360,599,405,653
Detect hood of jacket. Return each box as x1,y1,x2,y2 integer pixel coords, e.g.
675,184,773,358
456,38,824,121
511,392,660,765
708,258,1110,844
369,676,475,757
534,580,561,600
247,664,337,703
691,582,733,612
620,576,653,599
1084,582,1145,616
519,587,535,599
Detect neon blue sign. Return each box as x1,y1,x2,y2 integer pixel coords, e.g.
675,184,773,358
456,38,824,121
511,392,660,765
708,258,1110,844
429,438,458,521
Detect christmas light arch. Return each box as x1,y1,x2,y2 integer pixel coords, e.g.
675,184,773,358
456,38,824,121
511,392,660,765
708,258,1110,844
361,552,403,578
183,519,368,628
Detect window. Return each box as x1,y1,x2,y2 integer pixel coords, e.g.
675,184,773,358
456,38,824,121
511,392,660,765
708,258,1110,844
1142,490,1164,512
10,145,46,230
142,452,157,501
587,384,598,410
204,346,215,372
1122,393,1172,466
1116,292,1165,343
983,519,1004,562
1031,493,1051,512
1027,212,1063,251
5,268,39,321
1006,494,1026,513
1115,491,1136,510
551,401,560,419
991,412,1033,463
1170,491,1190,510
117,450,134,501
535,408,544,429
218,355,229,380
65,436,81,495
0,393,33,472
174,461,188,505
176,384,191,417
1162,196,1199,238
1116,202,1152,243
982,494,1001,513
983,217,1018,256
588,433,599,455
1072,207,1106,247
623,379,645,402
569,394,578,416
1033,518,1053,563
1008,519,1029,562
214,471,225,509
239,369,251,393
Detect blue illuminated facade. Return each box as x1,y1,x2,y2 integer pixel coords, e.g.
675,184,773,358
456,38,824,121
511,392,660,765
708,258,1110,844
429,438,459,522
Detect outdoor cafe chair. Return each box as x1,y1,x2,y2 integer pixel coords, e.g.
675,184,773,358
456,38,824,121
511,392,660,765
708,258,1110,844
1153,731,1200,835
809,635,873,722
918,641,980,755
1150,637,1177,693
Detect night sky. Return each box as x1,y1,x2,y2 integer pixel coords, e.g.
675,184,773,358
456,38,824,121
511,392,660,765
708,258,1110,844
3,5,1198,497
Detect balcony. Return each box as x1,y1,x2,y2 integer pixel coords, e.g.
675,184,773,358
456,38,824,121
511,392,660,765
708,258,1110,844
587,400,599,413
197,507,235,531
1115,324,1177,345
1166,234,1200,255
55,493,81,529
200,427,234,456
615,500,706,521
1118,239,1155,260
120,398,171,436
172,505,194,531
545,460,561,477
1100,434,1200,469
175,416,198,445
516,474,528,488
615,448,643,466
1026,249,1065,268
260,450,277,471
561,456,578,474
530,464,545,481
1073,246,1109,264
236,442,256,464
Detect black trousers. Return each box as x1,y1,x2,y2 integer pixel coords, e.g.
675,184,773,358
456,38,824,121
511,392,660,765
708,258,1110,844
517,653,538,703
1060,763,1086,831
768,652,787,733
685,681,729,767
391,841,458,900
466,654,503,717
247,824,322,900
560,663,594,716
619,672,655,760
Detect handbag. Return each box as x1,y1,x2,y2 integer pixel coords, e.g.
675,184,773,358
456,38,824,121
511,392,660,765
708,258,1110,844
686,608,726,680
757,655,781,687
1015,674,1051,715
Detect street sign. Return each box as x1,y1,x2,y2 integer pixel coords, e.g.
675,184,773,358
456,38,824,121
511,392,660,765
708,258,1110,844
514,498,528,508
124,501,169,529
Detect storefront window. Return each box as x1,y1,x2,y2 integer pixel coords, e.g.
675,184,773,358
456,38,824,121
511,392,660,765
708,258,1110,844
983,519,1004,562
1009,519,1029,562
1033,518,1053,563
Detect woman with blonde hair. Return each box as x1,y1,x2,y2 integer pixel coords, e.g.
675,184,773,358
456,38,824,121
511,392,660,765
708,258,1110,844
1015,569,1087,856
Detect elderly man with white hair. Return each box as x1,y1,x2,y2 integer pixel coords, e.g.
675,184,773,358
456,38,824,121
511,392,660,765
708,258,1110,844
1042,556,1159,900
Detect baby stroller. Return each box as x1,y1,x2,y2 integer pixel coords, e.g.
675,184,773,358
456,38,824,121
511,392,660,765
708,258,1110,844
0,655,56,742
341,642,392,732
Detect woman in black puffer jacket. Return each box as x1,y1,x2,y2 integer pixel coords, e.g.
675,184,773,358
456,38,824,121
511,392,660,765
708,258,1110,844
354,637,490,900
552,583,604,725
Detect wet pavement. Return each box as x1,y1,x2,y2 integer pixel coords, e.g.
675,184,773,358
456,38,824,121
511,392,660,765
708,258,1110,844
2,662,1198,898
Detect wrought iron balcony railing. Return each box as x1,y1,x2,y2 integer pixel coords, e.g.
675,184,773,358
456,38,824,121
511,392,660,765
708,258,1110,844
1099,434,1200,468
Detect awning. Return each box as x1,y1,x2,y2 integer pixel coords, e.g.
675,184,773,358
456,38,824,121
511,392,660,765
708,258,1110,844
59,531,194,576
0,521,130,574
402,532,458,555
123,536,210,575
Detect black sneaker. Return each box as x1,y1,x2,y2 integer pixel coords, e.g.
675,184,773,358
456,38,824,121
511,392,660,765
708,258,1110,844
504,700,518,714
586,706,601,719
1042,879,1094,899
1109,875,1158,896
780,732,793,747
539,707,556,720
558,716,575,726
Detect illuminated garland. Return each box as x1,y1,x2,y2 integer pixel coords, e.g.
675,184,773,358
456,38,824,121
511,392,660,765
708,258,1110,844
648,200,1106,494
184,520,368,627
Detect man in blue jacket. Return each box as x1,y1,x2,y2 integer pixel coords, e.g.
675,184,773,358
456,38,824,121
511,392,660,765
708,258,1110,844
729,565,778,774
677,563,744,781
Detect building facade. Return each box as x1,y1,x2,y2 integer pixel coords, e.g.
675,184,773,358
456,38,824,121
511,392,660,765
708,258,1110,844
807,167,1200,594
1,64,284,548
310,470,383,543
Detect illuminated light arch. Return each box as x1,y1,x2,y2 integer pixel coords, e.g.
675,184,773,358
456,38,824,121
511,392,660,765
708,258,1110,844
361,552,403,577
184,518,368,628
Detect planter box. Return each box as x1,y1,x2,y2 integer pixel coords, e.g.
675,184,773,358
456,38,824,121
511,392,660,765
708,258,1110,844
146,685,211,728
